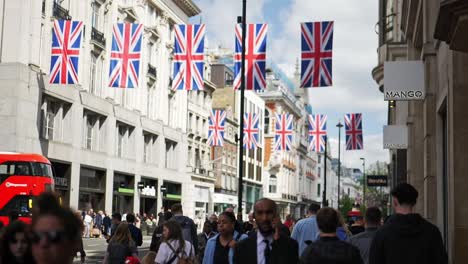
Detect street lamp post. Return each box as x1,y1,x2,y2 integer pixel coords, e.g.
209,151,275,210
322,141,328,207
360,157,366,207
236,0,247,221
336,121,343,210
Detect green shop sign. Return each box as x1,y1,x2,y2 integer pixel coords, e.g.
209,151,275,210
165,194,181,201
118,188,134,194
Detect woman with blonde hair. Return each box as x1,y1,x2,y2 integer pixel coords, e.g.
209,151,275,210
103,222,139,264
336,209,352,240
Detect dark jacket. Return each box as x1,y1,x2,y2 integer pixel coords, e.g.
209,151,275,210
150,224,164,252
233,231,299,264
103,216,111,229
197,231,216,263
171,215,199,254
369,213,448,264
128,223,143,247
348,227,378,264
300,236,363,264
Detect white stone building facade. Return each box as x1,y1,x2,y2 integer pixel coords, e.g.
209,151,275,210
0,0,200,215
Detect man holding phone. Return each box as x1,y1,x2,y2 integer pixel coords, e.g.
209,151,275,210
233,198,299,264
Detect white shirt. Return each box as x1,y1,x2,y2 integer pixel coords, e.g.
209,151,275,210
257,232,273,264
155,240,194,264
84,215,92,224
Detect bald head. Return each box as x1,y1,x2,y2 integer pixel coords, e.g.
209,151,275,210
254,198,278,214
254,198,278,235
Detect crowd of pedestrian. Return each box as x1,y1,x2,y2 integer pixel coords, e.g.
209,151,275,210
0,182,448,264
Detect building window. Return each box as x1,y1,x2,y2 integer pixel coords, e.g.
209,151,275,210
44,101,57,140
147,42,153,64
90,54,97,94
264,109,270,134
269,175,277,193
85,115,95,149
91,2,100,30
116,122,134,158
317,183,321,197
318,167,321,178
143,132,158,164
165,139,177,169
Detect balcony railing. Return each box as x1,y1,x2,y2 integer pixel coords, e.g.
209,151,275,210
148,64,157,79
53,2,71,20
91,27,106,47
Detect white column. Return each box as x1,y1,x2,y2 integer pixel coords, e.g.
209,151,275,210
105,169,114,213
134,174,141,213
69,162,80,210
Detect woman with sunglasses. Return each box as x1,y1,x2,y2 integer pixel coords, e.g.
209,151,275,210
30,192,84,264
103,222,139,264
0,220,35,264
202,211,247,264
155,220,195,264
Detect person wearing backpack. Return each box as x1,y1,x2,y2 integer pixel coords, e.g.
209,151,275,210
155,220,195,264
202,211,248,264
170,204,199,255
103,222,139,264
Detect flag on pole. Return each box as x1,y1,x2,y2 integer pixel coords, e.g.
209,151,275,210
108,23,143,88
243,113,260,149
172,24,206,90
49,20,83,84
207,110,226,146
308,114,327,152
234,23,268,90
274,113,294,151
345,113,363,150
300,21,334,88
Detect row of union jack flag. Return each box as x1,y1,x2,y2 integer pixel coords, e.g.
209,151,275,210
209,110,363,151
49,20,333,90
308,113,364,152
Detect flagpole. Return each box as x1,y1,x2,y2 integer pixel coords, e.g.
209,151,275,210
237,0,247,221
322,140,328,207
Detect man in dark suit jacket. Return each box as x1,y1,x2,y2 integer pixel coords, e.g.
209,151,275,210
234,198,299,264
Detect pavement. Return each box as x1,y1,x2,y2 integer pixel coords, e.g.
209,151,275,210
73,235,153,263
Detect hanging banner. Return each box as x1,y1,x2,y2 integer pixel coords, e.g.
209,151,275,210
384,61,425,100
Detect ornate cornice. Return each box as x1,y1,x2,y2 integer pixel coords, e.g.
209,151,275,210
173,0,201,17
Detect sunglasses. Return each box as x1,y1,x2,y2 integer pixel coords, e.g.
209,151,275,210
30,230,68,244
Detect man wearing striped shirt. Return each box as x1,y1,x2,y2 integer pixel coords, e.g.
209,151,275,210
291,203,321,256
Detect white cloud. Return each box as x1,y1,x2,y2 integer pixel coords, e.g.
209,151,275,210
194,0,267,48
194,0,389,168
328,133,389,169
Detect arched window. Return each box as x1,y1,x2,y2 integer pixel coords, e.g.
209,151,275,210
264,109,271,134
269,175,277,193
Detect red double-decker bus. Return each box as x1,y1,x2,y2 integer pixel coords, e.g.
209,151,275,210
0,152,54,225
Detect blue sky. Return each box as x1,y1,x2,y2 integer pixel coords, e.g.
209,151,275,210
191,0,388,169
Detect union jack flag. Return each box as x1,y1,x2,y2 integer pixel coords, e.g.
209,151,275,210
172,24,206,90
274,113,294,151
234,24,268,90
207,110,226,146
108,23,143,88
308,114,327,152
300,21,334,88
243,113,260,149
49,20,83,84
345,113,363,150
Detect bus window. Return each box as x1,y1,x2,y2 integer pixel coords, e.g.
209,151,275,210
0,195,32,217
31,162,53,177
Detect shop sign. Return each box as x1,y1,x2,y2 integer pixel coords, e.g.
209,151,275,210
367,175,388,187
141,186,156,196
384,61,425,101
118,187,134,194
54,177,68,187
165,194,181,201
383,125,408,149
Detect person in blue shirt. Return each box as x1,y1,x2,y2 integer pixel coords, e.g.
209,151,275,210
203,211,247,264
291,203,321,256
